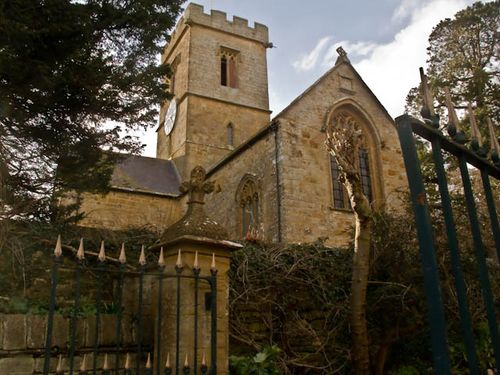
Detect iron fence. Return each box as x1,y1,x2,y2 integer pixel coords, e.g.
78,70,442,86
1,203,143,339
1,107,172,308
42,238,217,375
395,70,500,374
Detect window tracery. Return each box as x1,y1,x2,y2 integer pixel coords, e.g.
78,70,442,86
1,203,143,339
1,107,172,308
236,175,260,237
329,111,374,210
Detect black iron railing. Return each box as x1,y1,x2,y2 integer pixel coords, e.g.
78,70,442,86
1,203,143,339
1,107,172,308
42,238,216,375
396,71,499,374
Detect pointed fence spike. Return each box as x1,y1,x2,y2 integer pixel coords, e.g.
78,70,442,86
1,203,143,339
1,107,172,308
184,353,189,367
139,245,146,266
76,238,85,260
158,247,165,268
444,87,461,131
56,354,64,373
419,67,435,116
124,353,130,369
176,249,183,268
146,352,152,369
165,352,171,368
201,352,206,366
193,251,199,270
54,235,63,258
487,117,499,155
98,241,106,262
80,354,87,372
468,103,482,146
119,243,127,264
103,353,109,370
211,253,217,271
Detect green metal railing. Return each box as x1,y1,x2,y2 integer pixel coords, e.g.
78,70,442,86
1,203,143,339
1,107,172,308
396,72,500,374
43,238,216,375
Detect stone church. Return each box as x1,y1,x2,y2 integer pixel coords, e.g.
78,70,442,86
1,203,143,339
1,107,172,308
78,3,407,246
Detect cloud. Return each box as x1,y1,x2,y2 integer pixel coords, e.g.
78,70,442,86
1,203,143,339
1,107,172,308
391,0,434,23
290,0,474,117
322,41,378,67
292,36,331,72
353,0,473,116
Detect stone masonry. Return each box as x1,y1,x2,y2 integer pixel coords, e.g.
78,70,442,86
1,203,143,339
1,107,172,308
77,3,408,248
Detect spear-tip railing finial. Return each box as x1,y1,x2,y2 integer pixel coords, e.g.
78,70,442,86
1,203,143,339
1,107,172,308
76,238,85,261
158,247,165,268
487,117,500,165
54,235,63,258
139,245,147,266
176,249,183,270
98,241,106,262
444,86,465,143
119,243,127,264
193,250,200,270
210,253,217,272
419,67,439,127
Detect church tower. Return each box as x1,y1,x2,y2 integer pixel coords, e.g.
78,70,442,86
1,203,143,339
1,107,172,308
157,3,271,179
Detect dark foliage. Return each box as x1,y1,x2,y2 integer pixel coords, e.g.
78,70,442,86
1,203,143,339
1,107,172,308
0,0,184,220
405,1,499,132
229,209,499,374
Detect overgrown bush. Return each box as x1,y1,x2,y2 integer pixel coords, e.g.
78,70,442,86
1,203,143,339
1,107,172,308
230,345,282,375
0,219,158,313
229,211,499,374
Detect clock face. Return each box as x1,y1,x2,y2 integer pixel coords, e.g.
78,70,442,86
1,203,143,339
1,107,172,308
164,98,177,136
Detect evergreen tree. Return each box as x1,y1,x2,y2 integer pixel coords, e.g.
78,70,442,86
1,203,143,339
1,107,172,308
0,0,183,220
405,1,499,125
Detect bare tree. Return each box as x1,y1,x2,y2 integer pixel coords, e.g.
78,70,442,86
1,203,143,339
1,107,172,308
326,117,373,374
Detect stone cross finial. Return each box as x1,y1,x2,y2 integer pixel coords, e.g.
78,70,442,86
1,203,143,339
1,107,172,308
179,166,215,204
336,46,347,58
335,46,350,64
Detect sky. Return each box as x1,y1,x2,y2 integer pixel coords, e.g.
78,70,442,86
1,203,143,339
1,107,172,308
139,0,481,156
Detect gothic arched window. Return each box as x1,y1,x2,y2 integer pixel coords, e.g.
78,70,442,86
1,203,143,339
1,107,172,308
220,48,238,88
330,111,374,209
236,175,260,237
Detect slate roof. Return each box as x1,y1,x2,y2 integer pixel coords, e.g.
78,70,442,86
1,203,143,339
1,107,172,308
111,155,181,196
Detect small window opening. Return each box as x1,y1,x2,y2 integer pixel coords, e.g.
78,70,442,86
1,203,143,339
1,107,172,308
227,123,234,147
221,56,228,86
220,49,238,88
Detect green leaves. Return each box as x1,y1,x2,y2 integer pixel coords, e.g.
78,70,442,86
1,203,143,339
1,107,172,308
405,1,499,126
229,346,282,375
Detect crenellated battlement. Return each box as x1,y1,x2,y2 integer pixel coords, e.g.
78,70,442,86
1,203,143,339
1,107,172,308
163,3,269,63
186,3,268,42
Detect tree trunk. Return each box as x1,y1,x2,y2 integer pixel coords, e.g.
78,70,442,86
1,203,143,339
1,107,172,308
346,178,372,375
350,214,372,374
326,114,373,374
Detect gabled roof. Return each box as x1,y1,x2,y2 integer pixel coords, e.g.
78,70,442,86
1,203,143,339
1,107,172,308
274,55,394,125
111,155,181,197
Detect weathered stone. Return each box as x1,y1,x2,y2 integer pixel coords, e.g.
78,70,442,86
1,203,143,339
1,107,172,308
26,314,46,349
0,356,34,374
74,3,408,249
3,314,26,350
51,315,68,349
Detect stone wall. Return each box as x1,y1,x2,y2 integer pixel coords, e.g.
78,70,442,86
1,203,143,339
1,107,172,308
77,189,181,233
276,61,408,246
205,129,280,243
0,314,140,375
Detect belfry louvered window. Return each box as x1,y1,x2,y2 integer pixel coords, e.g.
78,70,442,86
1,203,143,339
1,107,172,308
220,49,238,88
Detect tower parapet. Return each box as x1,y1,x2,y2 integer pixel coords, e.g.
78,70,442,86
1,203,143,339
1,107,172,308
163,3,269,62
185,3,269,43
